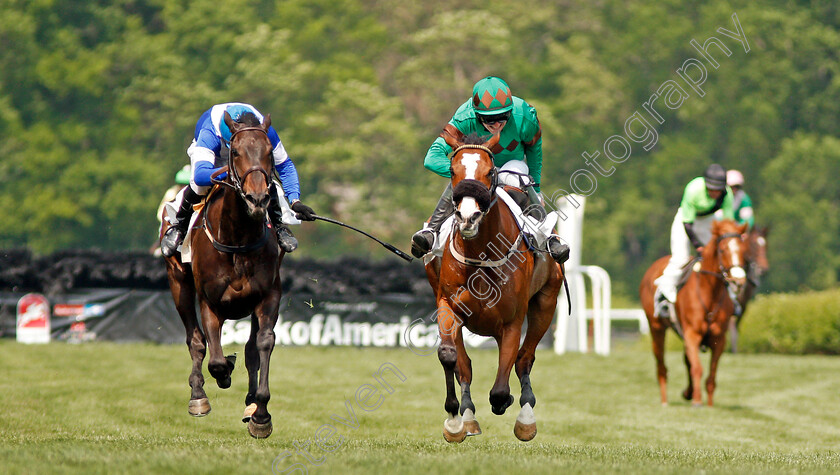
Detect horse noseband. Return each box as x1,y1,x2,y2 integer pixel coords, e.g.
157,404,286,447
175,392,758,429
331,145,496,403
453,179,493,212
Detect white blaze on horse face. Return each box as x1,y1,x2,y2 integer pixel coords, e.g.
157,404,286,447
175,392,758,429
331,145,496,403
460,153,481,180
728,239,741,267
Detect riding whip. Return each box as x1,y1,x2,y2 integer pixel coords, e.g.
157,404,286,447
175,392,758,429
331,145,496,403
311,215,414,262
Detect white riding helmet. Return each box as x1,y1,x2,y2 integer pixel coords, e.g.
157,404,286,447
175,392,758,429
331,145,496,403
498,160,532,188
727,169,744,187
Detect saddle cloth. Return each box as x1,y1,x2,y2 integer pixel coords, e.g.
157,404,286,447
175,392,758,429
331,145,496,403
423,187,560,265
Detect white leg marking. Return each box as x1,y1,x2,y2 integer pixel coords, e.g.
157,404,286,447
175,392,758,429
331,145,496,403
462,408,476,423
516,403,536,425
444,414,464,433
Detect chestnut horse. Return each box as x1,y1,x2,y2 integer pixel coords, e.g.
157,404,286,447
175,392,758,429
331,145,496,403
162,111,282,438
639,220,747,406
729,226,769,351
424,133,564,442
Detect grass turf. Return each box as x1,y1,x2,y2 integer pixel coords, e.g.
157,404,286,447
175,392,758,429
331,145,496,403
1,339,839,474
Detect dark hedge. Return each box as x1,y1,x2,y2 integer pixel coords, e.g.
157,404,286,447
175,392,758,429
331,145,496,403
0,249,431,298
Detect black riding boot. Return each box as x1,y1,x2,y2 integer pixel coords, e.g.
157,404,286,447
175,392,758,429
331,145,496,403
161,186,202,257
410,183,454,258
268,184,298,253
523,184,547,221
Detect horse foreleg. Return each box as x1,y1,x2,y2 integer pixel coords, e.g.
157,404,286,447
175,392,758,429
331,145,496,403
242,313,260,423
489,321,521,416
512,290,556,441
200,302,233,390
650,327,668,406
248,296,280,439
705,334,726,407
168,265,209,416
682,331,704,407
436,302,466,443
454,328,480,436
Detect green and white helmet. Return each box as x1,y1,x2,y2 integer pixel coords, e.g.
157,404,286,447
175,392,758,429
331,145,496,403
471,76,513,115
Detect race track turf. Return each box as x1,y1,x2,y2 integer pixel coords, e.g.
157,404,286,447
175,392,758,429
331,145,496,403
1,340,839,474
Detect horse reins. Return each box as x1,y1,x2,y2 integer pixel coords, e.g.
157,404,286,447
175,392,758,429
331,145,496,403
200,126,273,254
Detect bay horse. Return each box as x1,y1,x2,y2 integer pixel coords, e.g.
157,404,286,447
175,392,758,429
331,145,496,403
729,226,769,352
639,219,748,407
423,132,564,442
162,111,282,438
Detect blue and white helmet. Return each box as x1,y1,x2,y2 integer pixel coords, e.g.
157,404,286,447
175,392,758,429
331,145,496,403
219,104,255,142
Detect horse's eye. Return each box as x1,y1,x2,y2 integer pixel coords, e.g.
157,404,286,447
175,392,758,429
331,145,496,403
230,148,238,157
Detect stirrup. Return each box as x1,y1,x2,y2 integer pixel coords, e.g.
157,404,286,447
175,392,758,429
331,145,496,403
410,229,434,258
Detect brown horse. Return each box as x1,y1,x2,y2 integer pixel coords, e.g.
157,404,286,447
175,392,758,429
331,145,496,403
639,219,748,407
162,111,282,438
423,132,564,442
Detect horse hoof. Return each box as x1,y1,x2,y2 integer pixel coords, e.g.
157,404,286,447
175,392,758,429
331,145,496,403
691,402,704,409
217,377,232,389
681,390,692,401
248,418,273,439
514,421,537,441
514,403,537,441
462,409,481,436
188,398,211,417
242,403,257,423
443,415,466,443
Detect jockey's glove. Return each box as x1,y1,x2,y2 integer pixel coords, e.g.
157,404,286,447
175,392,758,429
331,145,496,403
291,200,317,221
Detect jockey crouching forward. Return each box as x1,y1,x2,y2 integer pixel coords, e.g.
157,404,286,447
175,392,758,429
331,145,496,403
410,76,569,265
653,163,737,318
160,103,316,258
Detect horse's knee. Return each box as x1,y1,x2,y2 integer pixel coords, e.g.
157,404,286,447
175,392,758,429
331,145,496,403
438,344,457,368
256,329,275,352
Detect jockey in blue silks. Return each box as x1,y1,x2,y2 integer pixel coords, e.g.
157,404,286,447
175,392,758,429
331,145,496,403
160,102,316,257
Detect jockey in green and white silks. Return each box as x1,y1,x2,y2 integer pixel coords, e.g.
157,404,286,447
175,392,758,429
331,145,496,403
160,102,316,258
410,76,569,265
654,164,736,315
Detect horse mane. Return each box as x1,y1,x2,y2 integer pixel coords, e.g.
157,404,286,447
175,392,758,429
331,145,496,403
463,132,490,146
237,112,261,127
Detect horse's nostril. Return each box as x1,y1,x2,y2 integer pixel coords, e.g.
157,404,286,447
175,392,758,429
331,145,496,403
455,211,462,221
470,211,481,224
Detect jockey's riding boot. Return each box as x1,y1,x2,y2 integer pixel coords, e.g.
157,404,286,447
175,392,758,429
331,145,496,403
161,186,202,258
547,236,570,264
411,183,454,258
268,184,298,253
654,288,672,319
523,185,547,221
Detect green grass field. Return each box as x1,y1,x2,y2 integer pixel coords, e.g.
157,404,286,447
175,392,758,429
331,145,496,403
1,339,839,474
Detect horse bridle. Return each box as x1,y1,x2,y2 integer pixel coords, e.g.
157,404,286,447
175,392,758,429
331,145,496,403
212,127,271,199
450,144,499,209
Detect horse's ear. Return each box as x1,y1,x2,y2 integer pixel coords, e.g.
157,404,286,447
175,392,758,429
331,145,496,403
711,220,722,235
223,111,237,133
262,113,271,130
442,128,460,149
484,133,500,150
738,222,749,235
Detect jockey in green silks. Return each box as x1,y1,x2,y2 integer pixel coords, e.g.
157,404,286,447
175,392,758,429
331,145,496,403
653,164,740,318
410,76,569,264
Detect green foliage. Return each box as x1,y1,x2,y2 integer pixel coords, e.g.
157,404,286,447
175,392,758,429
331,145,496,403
0,0,837,295
738,288,840,354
